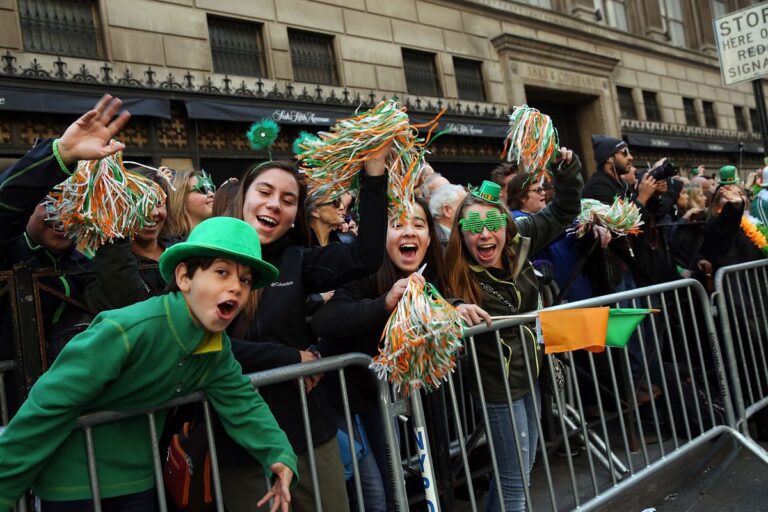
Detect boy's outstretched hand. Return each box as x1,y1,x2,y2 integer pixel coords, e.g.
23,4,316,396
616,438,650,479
257,462,293,512
57,94,131,165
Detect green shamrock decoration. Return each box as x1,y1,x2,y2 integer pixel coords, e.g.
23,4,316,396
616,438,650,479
190,170,216,195
459,209,507,234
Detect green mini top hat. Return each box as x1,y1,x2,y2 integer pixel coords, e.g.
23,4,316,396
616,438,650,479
718,165,740,185
159,217,278,289
472,180,502,204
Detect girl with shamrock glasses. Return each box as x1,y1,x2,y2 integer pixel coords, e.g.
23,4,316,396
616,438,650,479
164,170,216,239
445,147,583,512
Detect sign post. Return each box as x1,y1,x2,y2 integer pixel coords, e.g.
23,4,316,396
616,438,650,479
714,2,768,155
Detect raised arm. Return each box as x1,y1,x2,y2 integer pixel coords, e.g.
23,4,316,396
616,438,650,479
515,149,584,256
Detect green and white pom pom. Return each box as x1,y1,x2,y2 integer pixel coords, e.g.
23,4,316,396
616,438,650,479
247,118,280,157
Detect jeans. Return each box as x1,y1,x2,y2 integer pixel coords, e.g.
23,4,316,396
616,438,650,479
485,389,541,512
347,450,387,512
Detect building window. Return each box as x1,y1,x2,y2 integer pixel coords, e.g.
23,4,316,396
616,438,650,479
711,0,727,18
660,0,686,47
734,106,747,132
18,0,104,59
750,108,760,132
703,101,718,128
288,29,339,86
683,97,698,126
595,0,628,30
643,91,662,122
453,57,486,102
402,49,442,97
617,86,637,119
208,16,267,78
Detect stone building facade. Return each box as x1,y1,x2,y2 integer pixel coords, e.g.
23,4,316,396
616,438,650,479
0,0,765,183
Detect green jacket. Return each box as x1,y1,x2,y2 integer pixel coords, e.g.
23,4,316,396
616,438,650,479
0,291,298,507
471,156,583,402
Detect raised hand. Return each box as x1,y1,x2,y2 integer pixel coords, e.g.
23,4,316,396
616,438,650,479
57,94,131,165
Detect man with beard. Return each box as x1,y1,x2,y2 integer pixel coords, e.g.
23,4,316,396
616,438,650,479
581,135,664,295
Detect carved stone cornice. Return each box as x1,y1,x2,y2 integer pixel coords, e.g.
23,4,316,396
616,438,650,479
0,50,509,121
492,33,620,76
620,118,761,142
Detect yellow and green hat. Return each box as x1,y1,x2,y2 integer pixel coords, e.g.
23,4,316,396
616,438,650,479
718,165,740,185
471,180,503,205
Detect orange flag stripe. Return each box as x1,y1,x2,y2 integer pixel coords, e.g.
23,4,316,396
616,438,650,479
540,307,610,354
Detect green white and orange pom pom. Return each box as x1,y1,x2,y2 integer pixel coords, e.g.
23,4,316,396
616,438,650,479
48,148,166,251
571,197,644,238
502,105,560,183
370,277,463,395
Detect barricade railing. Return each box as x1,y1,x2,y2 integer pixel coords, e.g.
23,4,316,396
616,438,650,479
713,259,768,434
424,278,768,511
5,354,410,512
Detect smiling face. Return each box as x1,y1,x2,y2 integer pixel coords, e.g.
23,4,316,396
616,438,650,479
242,167,300,245
26,201,72,254
460,203,507,269
135,199,167,244
176,258,252,333
386,203,431,273
186,176,215,227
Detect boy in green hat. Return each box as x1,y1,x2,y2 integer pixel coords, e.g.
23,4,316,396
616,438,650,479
0,216,297,512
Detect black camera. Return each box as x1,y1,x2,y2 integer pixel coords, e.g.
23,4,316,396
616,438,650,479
650,160,679,181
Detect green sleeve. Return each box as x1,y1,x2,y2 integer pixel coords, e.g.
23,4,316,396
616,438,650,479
204,344,299,488
515,155,584,255
0,317,130,507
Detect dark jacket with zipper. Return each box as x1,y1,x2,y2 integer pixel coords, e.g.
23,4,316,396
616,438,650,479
0,139,96,370
473,156,583,402
216,171,388,461
581,168,647,294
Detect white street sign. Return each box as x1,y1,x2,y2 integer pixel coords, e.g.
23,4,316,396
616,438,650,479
714,2,768,86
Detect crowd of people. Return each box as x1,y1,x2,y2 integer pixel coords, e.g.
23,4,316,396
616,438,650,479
0,94,766,512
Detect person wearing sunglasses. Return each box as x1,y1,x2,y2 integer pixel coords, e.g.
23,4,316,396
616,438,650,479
164,170,217,239
507,173,547,219
306,196,345,247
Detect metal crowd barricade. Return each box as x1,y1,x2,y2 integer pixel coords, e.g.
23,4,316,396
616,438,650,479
423,278,768,511
713,259,768,435
6,353,410,512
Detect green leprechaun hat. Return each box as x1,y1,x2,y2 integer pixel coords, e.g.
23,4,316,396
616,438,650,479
159,216,278,289
471,180,503,204
718,165,740,185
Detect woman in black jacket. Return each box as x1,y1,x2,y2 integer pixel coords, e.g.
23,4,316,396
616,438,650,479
219,150,389,512
311,197,488,511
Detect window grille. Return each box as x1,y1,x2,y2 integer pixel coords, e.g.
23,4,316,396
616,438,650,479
617,86,637,119
402,49,441,97
703,101,718,128
18,0,104,59
454,57,486,102
208,16,267,78
288,29,339,86
643,90,661,122
683,98,698,126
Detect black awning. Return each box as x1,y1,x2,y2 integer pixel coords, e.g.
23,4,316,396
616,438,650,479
0,88,171,118
411,115,508,138
624,132,689,150
625,132,763,153
185,100,347,125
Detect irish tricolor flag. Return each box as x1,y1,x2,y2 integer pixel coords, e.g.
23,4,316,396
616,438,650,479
539,307,654,354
